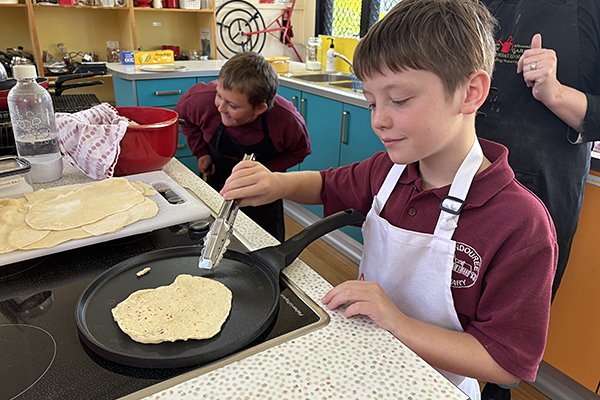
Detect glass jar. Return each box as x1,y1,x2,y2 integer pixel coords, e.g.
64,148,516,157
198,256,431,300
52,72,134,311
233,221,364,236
306,37,323,71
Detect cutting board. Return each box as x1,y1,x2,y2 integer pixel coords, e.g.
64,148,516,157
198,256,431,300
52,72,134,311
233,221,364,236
0,171,212,266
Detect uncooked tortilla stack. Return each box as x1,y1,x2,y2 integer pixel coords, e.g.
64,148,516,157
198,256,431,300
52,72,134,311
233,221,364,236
111,274,233,344
0,178,158,254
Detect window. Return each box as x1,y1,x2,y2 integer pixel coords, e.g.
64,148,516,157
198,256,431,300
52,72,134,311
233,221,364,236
316,0,400,38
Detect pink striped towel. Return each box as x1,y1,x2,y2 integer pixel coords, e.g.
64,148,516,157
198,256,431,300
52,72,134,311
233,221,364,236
56,103,130,180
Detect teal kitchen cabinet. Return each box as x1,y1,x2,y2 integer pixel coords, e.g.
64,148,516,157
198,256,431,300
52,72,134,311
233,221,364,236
277,86,303,172
112,76,217,175
278,85,384,243
278,86,382,170
299,92,345,172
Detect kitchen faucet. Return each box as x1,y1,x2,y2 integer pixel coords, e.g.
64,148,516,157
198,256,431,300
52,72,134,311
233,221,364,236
333,52,353,72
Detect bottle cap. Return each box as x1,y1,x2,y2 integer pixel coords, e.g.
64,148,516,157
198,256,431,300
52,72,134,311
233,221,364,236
12,65,37,79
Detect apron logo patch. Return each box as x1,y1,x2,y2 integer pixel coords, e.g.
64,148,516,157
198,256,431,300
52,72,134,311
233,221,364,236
494,36,531,65
452,242,481,288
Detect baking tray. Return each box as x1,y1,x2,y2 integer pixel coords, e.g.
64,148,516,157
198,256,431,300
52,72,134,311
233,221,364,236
0,171,211,266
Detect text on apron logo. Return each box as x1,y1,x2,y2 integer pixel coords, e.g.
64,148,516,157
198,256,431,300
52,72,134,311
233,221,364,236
494,36,532,65
452,242,481,289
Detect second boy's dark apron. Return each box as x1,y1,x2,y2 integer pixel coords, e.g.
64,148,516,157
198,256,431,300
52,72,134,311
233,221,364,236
477,0,590,299
206,113,285,242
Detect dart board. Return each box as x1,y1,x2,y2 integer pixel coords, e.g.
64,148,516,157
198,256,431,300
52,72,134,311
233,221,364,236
215,0,267,59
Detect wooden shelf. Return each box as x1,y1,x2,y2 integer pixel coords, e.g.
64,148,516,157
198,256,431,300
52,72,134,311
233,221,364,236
33,3,130,9
133,7,214,12
1,0,217,79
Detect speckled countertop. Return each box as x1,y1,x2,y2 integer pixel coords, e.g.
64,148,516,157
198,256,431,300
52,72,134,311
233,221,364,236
37,158,467,400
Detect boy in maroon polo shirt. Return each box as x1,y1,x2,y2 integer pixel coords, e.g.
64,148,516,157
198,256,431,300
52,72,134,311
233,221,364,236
175,52,311,241
219,1,557,398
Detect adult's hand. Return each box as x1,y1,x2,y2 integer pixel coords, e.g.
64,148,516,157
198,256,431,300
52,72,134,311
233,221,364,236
517,33,587,132
517,34,560,104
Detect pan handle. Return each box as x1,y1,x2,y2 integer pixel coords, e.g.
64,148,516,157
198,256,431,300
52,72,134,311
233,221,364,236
54,72,106,88
54,80,104,96
251,209,365,274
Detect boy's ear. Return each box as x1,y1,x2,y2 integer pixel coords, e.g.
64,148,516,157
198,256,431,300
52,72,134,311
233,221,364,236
254,102,268,116
460,70,491,115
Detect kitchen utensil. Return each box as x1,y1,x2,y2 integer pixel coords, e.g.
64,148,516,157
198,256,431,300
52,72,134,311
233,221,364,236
53,71,105,95
200,153,255,270
113,107,179,176
0,52,13,75
6,47,35,64
56,43,70,66
0,63,7,82
76,209,364,368
8,57,30,67
43,61,69,74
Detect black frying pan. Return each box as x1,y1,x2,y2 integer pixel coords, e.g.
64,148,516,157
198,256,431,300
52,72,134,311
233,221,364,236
76,209,365,368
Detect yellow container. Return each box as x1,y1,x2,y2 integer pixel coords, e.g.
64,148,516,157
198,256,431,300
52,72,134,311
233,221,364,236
134,50,175,65
265,56,290,73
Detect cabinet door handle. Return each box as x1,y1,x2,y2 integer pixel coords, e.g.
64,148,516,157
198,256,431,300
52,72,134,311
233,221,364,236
300,98,306,118
292,95,298,109
177,144,186,149
154,90,182,96
341,111,349,144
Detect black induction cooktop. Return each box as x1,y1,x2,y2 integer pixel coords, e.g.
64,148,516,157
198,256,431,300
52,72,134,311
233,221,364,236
0,214,328,400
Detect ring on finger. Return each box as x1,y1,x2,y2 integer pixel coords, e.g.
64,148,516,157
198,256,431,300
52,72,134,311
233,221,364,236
530,62,537,71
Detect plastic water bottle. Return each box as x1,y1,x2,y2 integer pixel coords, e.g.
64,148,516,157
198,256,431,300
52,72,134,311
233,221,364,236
7,64,62,183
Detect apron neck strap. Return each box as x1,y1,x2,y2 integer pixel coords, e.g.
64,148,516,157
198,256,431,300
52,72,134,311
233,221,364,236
434,138,484,238
375,163,406,213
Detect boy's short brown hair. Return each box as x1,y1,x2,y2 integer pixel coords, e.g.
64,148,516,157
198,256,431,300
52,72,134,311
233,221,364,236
354,0,497,99
218,52,279,109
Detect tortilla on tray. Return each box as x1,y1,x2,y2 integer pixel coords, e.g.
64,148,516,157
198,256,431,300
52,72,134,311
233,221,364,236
0,178,158,254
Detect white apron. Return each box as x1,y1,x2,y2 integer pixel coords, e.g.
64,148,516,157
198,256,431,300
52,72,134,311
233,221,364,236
358,139,484,400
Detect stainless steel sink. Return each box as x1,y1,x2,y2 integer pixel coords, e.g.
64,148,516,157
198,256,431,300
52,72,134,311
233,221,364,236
289,73,352,83
329,81,355,90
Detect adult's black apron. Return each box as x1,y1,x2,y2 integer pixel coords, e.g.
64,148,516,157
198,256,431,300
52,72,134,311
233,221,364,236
477,0,590,299
206,113,285,242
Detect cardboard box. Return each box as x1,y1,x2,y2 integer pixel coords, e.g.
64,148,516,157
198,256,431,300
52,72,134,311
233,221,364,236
120,50,175,65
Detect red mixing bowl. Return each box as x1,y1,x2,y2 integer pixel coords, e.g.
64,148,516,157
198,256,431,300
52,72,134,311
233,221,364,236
114,106,179,176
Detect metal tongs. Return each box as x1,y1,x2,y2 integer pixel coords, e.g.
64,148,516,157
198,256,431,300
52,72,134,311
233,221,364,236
199,153,255,270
